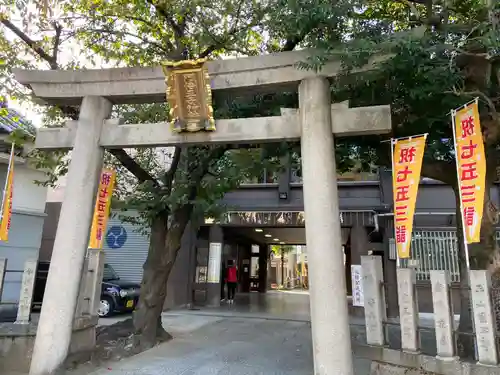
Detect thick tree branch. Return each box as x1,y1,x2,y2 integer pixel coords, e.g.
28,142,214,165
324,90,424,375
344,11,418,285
146,0,185,40
163,147,182,193
52,22,62,63
108,149,158,184
1,20,159,185
0,19,58,69
85,28,173,55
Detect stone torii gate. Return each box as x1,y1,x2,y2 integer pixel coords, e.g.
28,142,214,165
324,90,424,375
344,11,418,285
14,50,391,375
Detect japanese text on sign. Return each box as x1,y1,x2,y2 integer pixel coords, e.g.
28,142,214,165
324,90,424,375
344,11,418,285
351,265,364,307
392,136,426,258
453,101,486,244
88,169,117,249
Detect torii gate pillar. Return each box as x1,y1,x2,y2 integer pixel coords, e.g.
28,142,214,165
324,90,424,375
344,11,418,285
29,97,111,375
300,77,353,375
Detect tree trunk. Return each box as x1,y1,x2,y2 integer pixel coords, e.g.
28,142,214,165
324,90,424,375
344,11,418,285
133,206,193,350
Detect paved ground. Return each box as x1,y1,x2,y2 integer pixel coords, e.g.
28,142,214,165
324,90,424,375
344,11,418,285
86,315,372,375
80,291,372,375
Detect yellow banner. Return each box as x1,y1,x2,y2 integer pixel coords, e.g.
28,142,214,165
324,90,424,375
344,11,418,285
0,148,14,241
453,101,486,244
88,169,116,249
392,136,426,258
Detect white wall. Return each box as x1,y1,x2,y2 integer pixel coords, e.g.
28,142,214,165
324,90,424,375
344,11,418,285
0,161,48,213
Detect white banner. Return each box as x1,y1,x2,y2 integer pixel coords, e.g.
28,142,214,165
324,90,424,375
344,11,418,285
351,265,364,307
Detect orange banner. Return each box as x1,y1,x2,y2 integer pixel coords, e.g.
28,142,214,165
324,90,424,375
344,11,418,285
453,101,486,244
88,169,116,249
0,147,14,241
392,136,426,258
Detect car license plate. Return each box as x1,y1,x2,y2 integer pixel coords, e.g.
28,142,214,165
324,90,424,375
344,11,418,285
126,300,134,308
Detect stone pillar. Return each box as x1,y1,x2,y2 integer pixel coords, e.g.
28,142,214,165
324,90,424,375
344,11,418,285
299,76,354,375
430,270,455,359
469,270,498,365
30,96,111,375
206,224,223,306
361,255,386,346
397,268,418,352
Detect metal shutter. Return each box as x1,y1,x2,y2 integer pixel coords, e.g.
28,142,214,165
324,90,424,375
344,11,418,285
103,211,150,284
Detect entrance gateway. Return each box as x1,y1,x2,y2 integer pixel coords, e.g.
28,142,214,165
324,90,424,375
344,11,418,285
14,50,391,375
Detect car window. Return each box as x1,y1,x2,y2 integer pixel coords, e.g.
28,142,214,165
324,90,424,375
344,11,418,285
103,264,120,281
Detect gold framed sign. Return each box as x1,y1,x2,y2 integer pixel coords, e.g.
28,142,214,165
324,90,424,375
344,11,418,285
162,58,215,133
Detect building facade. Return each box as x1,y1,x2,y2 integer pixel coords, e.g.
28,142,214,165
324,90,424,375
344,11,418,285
40,163,499,312
0,107,48,308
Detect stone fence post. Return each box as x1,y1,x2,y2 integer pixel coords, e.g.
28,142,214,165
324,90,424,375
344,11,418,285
397,267,419,352
469,270,498,366
361,255,386,346
15,259,38,324
430,270,456,359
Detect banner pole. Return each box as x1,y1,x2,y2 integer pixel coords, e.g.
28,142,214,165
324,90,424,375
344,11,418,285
390,138,400,268
381,133,429,144
0,143,15,224
451,109,471,270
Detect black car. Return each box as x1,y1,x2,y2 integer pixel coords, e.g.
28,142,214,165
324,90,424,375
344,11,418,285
33,261,141,318
99,263,141,317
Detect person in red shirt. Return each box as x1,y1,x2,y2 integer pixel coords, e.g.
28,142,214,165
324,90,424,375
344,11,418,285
226,259,238,304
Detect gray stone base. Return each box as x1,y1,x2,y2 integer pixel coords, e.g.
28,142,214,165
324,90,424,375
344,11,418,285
370,361,437,375
0,316,98,373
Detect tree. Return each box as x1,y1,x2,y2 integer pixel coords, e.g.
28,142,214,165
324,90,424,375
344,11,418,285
291,0,499,357
2,0,343,350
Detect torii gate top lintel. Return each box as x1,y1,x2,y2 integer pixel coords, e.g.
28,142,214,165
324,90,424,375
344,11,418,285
13,49,384,106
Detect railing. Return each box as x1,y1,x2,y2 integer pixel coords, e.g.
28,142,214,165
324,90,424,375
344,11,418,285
392,230,500,283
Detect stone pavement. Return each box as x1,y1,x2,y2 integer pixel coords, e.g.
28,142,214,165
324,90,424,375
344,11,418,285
70,290,447,374
84,314,372,375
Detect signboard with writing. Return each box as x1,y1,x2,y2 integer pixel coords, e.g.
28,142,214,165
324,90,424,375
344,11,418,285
89,169,117,249
452,100,486,244
162,59,215,133
207,242,222,283
351,265,364,307
392,136,426,259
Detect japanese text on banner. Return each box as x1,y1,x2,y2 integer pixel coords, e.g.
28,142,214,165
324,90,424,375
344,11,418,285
392,136,426,259
453,101,486,244
0,148,14,241
88,169,116,249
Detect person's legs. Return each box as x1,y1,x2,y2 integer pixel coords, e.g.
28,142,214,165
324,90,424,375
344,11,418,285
228,282,237,303
221,281,225,301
